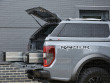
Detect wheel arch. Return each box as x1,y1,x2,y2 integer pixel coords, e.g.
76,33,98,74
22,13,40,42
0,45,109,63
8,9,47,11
71,54,110,82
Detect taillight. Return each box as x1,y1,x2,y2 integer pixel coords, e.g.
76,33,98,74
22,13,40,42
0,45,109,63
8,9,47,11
43,46,55,67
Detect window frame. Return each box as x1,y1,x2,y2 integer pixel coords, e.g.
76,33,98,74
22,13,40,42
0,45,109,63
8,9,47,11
79,10,109,20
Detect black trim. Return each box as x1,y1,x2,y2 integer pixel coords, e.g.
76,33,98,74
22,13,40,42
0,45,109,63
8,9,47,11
3,52,6,61
0,52,11,65
33,70,50,79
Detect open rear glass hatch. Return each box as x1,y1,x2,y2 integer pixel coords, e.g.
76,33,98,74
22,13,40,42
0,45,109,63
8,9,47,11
26,7,61,23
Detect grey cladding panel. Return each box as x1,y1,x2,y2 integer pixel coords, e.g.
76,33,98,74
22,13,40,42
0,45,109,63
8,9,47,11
1,0,109,27
0,27,37,52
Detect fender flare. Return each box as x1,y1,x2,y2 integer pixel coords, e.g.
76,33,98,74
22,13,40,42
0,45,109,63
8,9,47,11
71,54,110,81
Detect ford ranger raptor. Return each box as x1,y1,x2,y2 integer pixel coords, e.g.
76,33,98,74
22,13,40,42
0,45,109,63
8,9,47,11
3,7,110,83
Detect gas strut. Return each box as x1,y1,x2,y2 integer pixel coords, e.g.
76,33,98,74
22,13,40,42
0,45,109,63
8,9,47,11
30,14,42,27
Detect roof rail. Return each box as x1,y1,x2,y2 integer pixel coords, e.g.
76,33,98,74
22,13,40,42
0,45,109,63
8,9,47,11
66,18,102,21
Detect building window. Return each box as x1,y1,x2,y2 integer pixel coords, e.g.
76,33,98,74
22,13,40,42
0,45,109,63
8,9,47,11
79,10,109,20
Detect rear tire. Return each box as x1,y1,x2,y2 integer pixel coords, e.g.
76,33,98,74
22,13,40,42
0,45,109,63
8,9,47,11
77,67,110,83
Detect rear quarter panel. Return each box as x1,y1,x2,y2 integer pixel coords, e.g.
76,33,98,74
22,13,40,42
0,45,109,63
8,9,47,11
43,40,110,81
